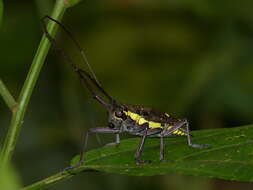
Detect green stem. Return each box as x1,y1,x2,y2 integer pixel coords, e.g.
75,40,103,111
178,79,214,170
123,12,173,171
0,79,17,112
22,167,90,190
22,172,74,190
0,0,66,165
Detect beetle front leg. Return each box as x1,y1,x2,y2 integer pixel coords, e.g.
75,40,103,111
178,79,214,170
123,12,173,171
66,127,120,171
80,128,120,162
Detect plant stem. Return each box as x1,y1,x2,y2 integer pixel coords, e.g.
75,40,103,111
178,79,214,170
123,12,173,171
22,171,74,190
22,167,90,190
0,79,17,112
0,0,66,165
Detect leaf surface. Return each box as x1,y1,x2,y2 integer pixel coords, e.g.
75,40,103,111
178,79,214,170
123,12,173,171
71,125,253,182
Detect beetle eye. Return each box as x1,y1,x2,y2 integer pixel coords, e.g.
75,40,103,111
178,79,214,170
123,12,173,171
115,111,127,120
115,111,123,117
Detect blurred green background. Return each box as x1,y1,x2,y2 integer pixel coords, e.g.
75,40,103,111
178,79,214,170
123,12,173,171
1,0,253,189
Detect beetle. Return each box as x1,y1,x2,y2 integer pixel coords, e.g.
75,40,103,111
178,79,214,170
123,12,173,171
42,16,210,165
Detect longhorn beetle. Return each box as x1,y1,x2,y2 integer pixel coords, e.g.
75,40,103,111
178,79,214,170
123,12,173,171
42,16,210,165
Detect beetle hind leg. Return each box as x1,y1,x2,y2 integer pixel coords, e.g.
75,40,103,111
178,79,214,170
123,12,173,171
185,121,210,149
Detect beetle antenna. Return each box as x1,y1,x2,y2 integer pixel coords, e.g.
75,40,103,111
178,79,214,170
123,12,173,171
41,16,114,107
42,15,100,86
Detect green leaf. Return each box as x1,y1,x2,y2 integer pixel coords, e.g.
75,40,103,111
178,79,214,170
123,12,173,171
71,125,253,181
0,0,3,27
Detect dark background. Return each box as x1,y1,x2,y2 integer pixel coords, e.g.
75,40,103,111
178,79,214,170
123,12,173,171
1,0,253,189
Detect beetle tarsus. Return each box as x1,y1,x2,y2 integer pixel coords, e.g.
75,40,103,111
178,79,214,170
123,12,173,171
135,159,152,165
62,161,82,174
104,142,120,147
190,143,211,149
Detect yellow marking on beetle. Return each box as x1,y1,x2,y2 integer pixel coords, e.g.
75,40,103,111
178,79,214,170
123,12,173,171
173,130,185,136
124,111,162,129
148,121,161,128
127,111,140,121
138,118,146,125
166,125,185,136
167,125,173,129
120,111,186,136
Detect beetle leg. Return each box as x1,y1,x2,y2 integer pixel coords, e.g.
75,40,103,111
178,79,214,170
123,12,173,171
135,128,150,164
134,127,161,164
105,134,120,147
162,121,187,136
80,128,120,162
66,127,120,170
185,121,210,148
161,120,210,157
116,133,120,143
160,135,165,162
